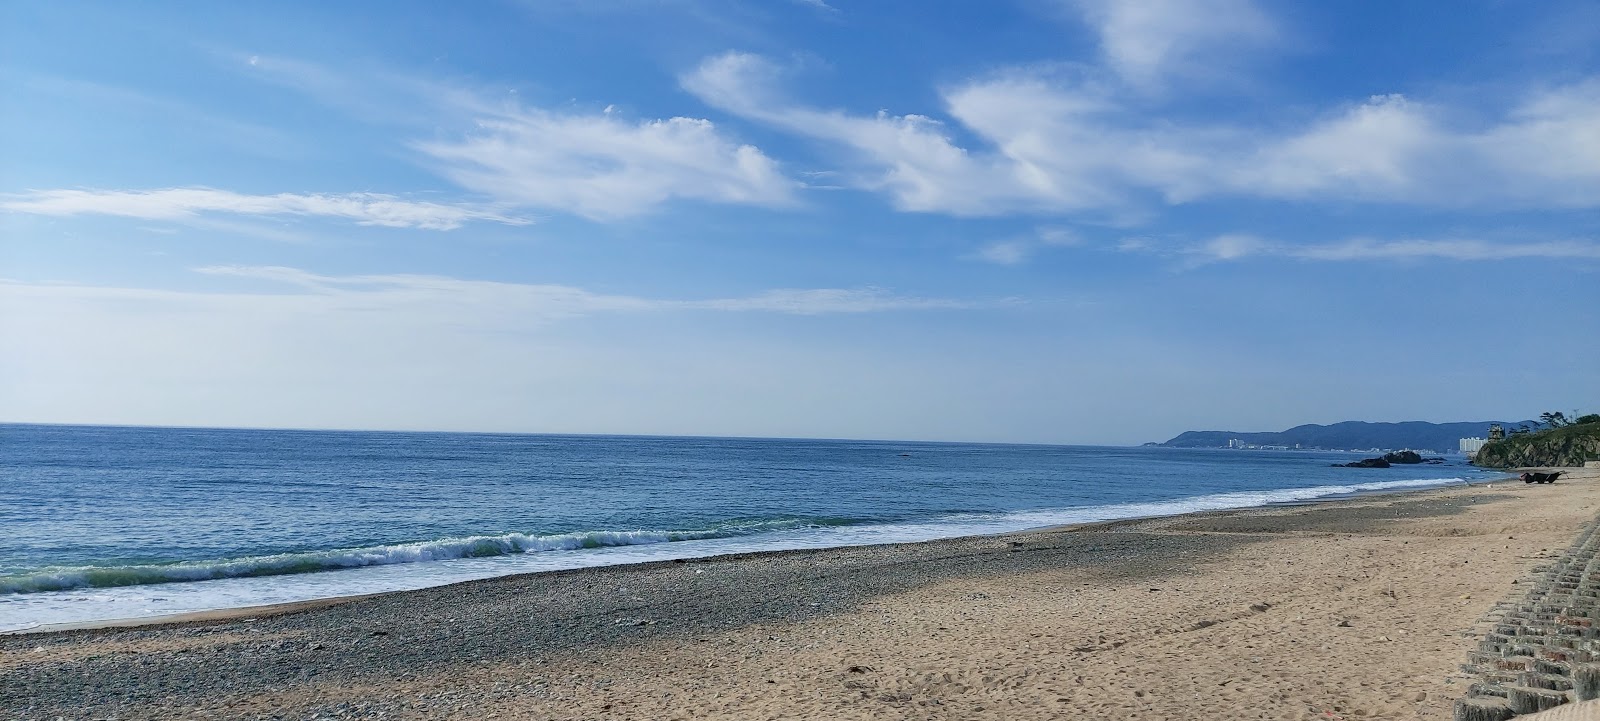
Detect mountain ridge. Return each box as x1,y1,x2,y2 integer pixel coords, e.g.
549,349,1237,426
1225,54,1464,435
1159,420,1535,453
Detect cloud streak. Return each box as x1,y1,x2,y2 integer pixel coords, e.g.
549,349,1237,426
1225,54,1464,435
1,188,530,230
1153,235,1600,264
1287,238,1600,262
191,265,986,317
972,227,1081,265
416,108,799,220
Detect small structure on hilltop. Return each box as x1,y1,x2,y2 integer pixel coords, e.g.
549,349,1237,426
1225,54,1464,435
1489,424,1506,441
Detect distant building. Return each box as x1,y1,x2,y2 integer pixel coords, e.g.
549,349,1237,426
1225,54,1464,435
1460,437,1487,456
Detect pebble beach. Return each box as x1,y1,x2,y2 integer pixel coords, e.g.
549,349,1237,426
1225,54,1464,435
6,469,1599,720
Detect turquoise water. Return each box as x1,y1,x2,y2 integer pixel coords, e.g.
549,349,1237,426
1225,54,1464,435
0,423,1497,631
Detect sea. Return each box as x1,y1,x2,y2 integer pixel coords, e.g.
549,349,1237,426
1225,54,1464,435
0,423,1502,633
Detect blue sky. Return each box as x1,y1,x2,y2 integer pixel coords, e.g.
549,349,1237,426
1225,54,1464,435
2,0,1596,444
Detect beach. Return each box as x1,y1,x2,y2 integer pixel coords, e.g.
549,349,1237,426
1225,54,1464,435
5,468,1598,720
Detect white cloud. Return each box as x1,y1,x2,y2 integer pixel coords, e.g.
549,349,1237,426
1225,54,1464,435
683,52,1013,214
191,265,979,316
1201,233,1269,261
415,107,799,219
683,52,1600,217
692,287,979,313
976,240,1031,265
972,227,1081,265
684,53,1203,215
10,58,802,232
684,53,1104,216
1233,87,1600,206
1066,0,1277,88
940,73,1221,210
233,54,799,220
1237,95,1433,198
1167,235,1600,263
1,188,529,230
1290,237,1600,262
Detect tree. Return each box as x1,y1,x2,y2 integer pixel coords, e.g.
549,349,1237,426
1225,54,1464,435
1576,413,1600,426
1541,411,1570,428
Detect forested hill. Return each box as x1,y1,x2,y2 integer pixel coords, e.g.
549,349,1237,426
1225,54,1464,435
1159,420,1534,453
1472,420,1600,468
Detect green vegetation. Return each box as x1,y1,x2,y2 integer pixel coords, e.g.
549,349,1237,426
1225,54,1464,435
1474,410,1600,468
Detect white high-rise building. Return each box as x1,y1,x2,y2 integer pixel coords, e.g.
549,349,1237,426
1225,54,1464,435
1459,437,1487,455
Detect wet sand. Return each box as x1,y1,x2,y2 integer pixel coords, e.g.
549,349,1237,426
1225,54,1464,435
5,468,1598,720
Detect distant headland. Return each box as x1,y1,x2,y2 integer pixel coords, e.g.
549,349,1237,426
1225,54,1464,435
1472,413,1600,468
1153,420,1536,455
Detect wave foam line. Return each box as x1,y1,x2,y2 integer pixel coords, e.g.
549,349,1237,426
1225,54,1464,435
2,477,1472,596
995,476,1471,530
0,518,849,595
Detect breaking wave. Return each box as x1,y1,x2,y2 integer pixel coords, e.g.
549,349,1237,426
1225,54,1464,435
0,518,856,594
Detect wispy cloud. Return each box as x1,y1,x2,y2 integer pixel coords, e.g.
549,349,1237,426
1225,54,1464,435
1287,238,1600,262
792,0,839,14
233,53,497,128
972,227,1081,265
230,54,802,220
1,189,530,231
1064,0,1278,89
688,287,977,314
683,52,1600,217
1232,88,1600,207
192,265,985,316
683,52,1093,217
415,108,799,220
1136,235,1600,264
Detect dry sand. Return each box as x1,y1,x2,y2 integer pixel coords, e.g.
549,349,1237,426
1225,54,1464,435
5,467,1600,720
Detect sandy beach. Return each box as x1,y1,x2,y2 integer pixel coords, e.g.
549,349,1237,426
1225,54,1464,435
6,468,1599,720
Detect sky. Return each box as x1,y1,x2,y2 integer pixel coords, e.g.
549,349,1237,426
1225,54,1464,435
1,0,1597,445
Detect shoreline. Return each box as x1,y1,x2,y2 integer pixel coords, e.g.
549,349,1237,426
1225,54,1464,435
9,469,1589,720
3,472,1506,637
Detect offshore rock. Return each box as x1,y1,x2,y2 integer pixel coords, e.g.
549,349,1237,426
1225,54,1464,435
1335,458,1391,468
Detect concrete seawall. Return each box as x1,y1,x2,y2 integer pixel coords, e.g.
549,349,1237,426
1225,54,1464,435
1456,469,1600,720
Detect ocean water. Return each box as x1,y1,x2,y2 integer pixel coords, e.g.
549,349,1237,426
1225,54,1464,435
0,424,1500,632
